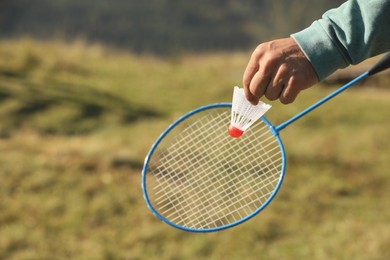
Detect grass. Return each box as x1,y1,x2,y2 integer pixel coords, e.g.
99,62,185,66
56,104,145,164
0,38,389,259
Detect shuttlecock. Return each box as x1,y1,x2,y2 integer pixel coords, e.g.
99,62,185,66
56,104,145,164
228,86,271,138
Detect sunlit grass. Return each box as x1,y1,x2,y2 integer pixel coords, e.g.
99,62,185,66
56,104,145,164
0,38,389,259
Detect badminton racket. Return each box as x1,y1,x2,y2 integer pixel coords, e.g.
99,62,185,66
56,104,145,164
142,52,390,232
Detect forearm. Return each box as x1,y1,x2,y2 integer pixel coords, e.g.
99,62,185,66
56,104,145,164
291,0,390,80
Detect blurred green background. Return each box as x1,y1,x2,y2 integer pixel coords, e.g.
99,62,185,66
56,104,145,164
0,1,389,259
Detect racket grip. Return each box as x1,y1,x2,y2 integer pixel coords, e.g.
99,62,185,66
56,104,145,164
368,52,390,76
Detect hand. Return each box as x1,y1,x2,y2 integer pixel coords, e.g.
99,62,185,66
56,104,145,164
243,37,319,105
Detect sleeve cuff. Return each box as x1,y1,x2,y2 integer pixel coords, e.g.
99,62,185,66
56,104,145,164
291,21,350,81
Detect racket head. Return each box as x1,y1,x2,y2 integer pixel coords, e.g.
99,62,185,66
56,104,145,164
142,103,286,232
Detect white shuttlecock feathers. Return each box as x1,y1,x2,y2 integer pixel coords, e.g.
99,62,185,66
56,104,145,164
229,86,271,138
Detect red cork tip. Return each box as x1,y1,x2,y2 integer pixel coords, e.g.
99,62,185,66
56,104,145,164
228,125,244,138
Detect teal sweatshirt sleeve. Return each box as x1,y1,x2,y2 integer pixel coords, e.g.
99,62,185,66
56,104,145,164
291,0,390,80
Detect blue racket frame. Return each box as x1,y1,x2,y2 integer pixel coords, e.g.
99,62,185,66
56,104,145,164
142,52,390,232
142,103,286,232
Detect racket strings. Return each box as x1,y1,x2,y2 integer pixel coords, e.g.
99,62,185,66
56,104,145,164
154,153,281,228
155,132,280,210
157,145,282,219
169,156,282,229
146,108,283,229
154,122,273,195
154,113,228,176
152,113,230,194
152,134,280,228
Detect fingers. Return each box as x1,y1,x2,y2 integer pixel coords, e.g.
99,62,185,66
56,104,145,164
264,65,287,101
248,70,271,104
243,51,261,105
280,76,300,104
245,62,283,105
243,50,277,105
266,65,300,104
242,37,318,105
244,87,259,105
244,61,300,105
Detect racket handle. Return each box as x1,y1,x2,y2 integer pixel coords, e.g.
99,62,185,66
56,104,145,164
368,52,390,76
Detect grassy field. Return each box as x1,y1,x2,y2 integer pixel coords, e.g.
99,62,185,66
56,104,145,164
0,39,389,259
